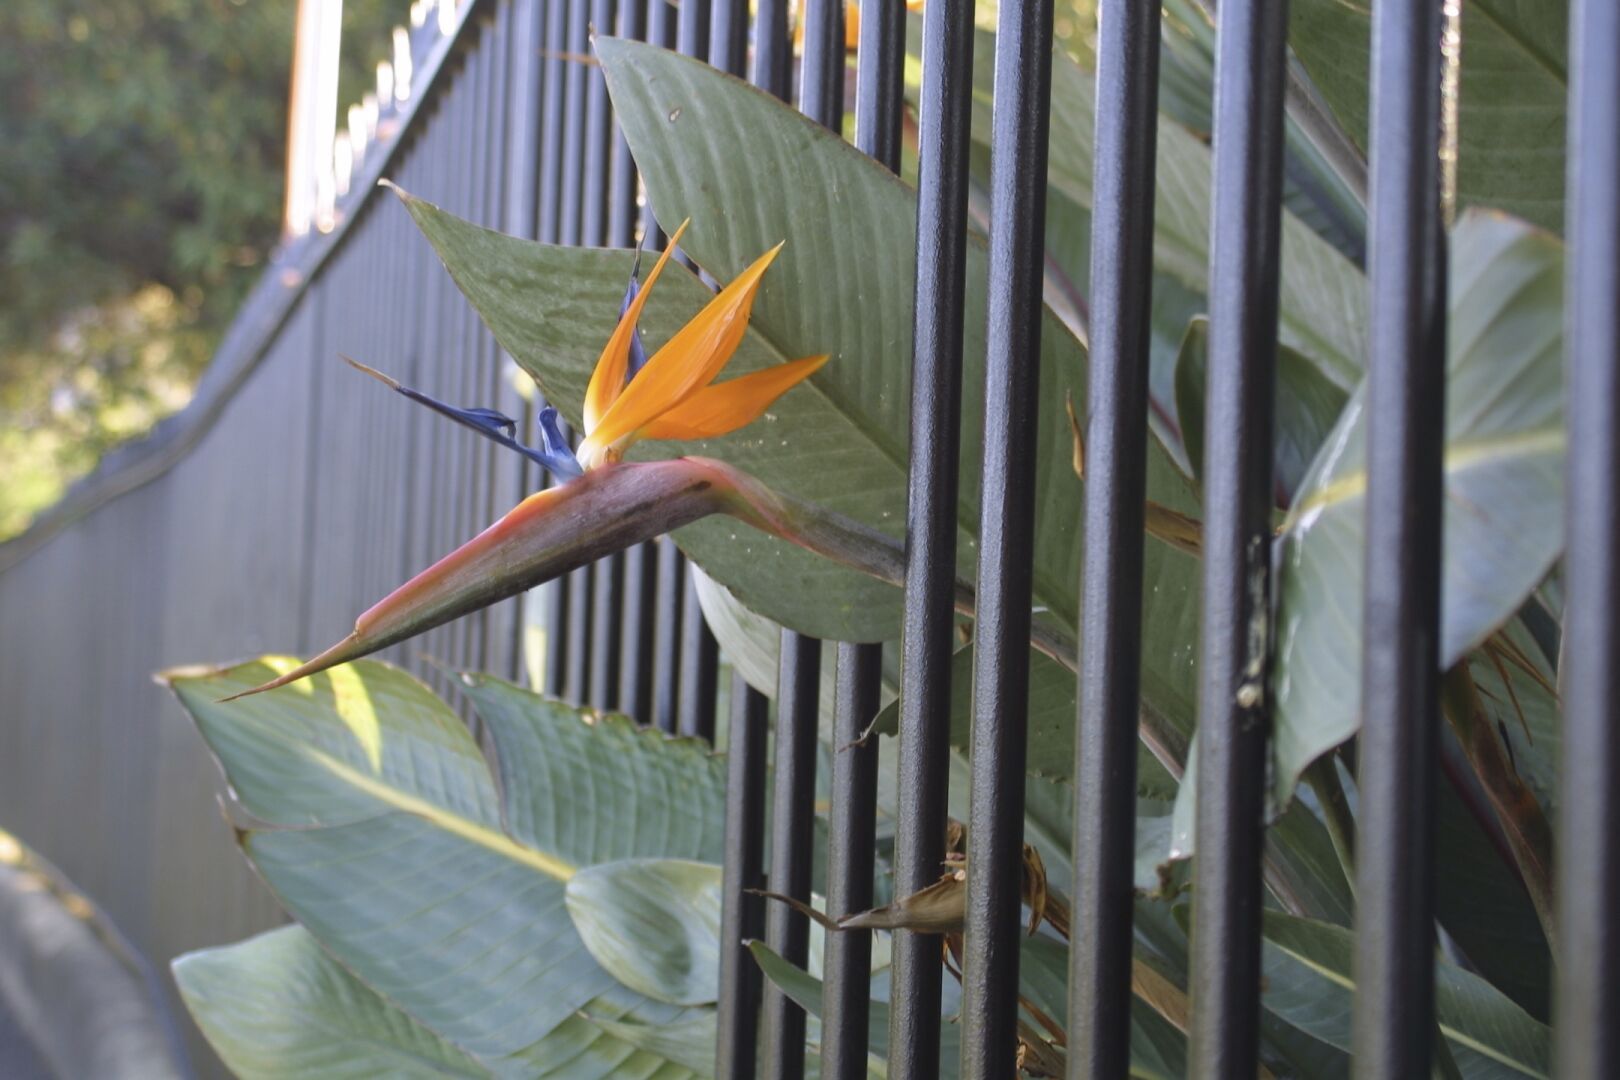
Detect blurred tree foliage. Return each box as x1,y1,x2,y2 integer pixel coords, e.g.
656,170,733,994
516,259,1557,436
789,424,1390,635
0,0,394,538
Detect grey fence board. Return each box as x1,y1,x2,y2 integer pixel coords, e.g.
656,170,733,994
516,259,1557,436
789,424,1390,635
0,9,541,1073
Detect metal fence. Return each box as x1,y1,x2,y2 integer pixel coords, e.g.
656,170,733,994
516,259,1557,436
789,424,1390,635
0,0,1615,1077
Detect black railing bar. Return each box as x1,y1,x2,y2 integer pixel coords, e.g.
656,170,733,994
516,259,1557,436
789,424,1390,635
585,0,624,711
888,1,975,1074
1351,0,1448,1070
678,570,719,741
1556,0,1620,1074
716,674,770,1080
959,1,1055,1074
482,3,518,677
800,6,873,1079
762,629,822,1080
821,641,881,1080
539,0,572,698
652,537,684,732
612,0,657,723
799,0,845,130
1068,0,1162,1070
854,0,904,172
556,0,593,706
710,0,746,81
464,23,497,676
678,0,711,64
1189,0,1289,1071
500,0,546,681
448,40,485,681
753,0,790,101
560,0,590,249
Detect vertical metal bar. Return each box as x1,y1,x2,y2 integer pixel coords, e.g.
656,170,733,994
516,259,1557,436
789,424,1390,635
1068,0,1160,1071
822,641,881,1080
762,631,822,1080
678,572,719,740
1353,0,1448,1072
1190,0,1288,1071
800,5,872,1078
753,0,791,100
653,537,685,732
800,0,846,129
960,2,1055,1074
678,0,710,63
560,0,594,705
1557,0,1620,1075
888,2,974,1075
854,0,904,171
539,0,572,696
584,0,623,711
560,0,589,247
716,674,769,1080
503,0,546,681
611,0,655,722
710,0,747,77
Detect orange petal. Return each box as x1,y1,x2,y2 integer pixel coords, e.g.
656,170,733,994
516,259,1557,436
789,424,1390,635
583,219,690,434
580,240,784,467
639,355,828,441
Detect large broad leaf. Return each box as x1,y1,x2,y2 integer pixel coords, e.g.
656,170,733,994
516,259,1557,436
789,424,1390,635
1173,316,1351,504
175,925,703,1080
1267,212,1564,810
865,642,1180,799
404,39,1204,747
949,20,1369,389
395,191,901,643
592,38,1205,722
1016,931,1190,1080
174,926,485,1078
1289,0,1567,232
749,941,958,1080
167,660,726,1070
566,859,724,1007
1257,911,1553,1078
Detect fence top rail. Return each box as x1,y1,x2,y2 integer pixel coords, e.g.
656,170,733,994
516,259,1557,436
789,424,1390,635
0,0,497,578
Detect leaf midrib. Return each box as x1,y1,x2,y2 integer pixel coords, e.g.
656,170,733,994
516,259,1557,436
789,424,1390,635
301,747,576,882
1268,940,1549,1077
1285,426,1564,525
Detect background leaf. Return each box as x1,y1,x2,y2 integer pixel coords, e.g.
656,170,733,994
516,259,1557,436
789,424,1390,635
566,859,724,1007
1288,0,1567,232
168,660,727,1071
1267,212,1564,810
175,926,486,1079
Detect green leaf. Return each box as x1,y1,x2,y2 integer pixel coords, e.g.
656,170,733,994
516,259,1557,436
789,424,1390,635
566,859,724,1007
970,22,1369,388
1289,0,1567,232
748,941,960,1079
174,926,485,1079
594,36,1205,734
1267,211,1564,811
166,660,728,1069
580,1008,716,1076
394,191,901,644
1258,911,1553,1078
1172,316,1351,502
865,641,1181,800
1016,932,1189,1080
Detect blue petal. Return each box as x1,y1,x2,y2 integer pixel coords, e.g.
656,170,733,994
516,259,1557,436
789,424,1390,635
345,356,580,479
536,407,584,480
621,249,650,380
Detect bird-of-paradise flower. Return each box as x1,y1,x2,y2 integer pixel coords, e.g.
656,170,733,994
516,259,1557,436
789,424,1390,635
221,222,839,700
576,219,828,470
